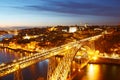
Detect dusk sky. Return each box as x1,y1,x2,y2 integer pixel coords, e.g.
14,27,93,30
0,0,120,27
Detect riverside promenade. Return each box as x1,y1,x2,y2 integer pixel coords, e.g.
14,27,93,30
89,56,120,64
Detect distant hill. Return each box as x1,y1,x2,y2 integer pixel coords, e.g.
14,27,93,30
0,27,31,30
0,26,47,30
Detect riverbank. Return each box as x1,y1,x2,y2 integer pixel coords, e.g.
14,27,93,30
89,57,120,65
0,46,37,53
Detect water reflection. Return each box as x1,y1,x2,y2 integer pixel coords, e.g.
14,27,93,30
73,64,120,80
0,48,16,63
23,60,48,80
86,64,101,80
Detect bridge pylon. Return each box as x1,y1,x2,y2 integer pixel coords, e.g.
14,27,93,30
47,43,81,80
47,57,57,80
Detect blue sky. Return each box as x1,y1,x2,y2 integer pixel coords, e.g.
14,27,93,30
0,0,120,27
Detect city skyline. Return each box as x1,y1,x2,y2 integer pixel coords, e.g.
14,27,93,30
0,0,120,27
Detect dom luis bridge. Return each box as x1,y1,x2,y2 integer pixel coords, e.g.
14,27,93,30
0,35,102,80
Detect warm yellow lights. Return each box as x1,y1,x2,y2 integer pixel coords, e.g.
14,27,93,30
15,64,20,69
95,50,99,54
23,34,30,39
75,56,81,59
23,34,39,40
78,68,81,72
88,51,94,55
91,50,99,60
89,64,94,73
0,63,6,67
65,46,69,50
13,60,17,62
111,53,119,58
81,47,87,51
92,56,98,60
48,27,57,31
73,68,76,71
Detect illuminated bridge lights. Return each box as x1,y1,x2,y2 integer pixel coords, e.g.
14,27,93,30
0,35,101,79
92,56,98,60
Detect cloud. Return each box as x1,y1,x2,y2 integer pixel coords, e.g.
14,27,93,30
15,0,120,17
